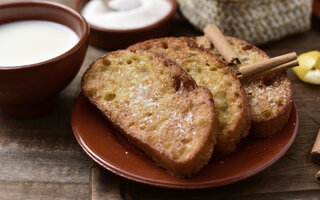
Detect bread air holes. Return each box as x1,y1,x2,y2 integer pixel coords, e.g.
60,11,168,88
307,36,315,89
126,59,132,64
234,92,239,97
187,52,196,58
242,44,253,51
196,68,201,73
139,125,146,130
173,147,187,159
263,110,272,118
163,61,169,67
198,119,205,126
99,64,108,72
241,57,249,62
161,42,168,49
278,100,284,106
103,58,111,66
131,55,140,62
153,118,168,131
87,87,98,97
124,100,130,105
142,112,153,120
104,93,116,101
174,45,180,50
210,67,217,71
181,138,192,144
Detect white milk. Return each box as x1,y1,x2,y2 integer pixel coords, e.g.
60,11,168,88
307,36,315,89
81,0,171,30
0,20,79,67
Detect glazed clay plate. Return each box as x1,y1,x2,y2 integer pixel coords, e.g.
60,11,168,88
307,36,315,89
71,94,299,189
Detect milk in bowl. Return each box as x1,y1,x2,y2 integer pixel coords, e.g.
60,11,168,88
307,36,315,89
0,20,79,67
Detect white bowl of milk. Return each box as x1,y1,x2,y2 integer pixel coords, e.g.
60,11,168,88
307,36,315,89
0,1,89,118
73,0,177,49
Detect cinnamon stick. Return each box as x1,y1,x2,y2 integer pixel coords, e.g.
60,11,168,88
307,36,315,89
204,24,241,65
237,52,298,79
256,60,299,76
311,129,320,164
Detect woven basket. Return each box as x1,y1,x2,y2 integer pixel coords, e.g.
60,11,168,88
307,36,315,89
177,0,313,44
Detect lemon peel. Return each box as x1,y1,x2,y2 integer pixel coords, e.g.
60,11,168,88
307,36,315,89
293,51,320,85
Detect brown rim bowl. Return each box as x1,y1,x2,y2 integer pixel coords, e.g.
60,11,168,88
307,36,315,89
73,0,177,50
0,1,89,118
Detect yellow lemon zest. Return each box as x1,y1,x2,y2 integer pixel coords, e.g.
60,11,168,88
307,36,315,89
293,51,320,85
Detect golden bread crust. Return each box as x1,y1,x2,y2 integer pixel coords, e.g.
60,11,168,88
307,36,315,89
82,49,218,176
129,37,251,154
194,36,293,137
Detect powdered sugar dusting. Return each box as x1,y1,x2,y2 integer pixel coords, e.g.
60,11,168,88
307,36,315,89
185,111,193,124
244,77,291,118
129,83,160,107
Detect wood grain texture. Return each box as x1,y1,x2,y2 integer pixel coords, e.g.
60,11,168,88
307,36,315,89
0,0,319,199
90,162,121,200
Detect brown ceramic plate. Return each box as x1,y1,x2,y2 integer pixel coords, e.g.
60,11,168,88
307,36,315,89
71,94,299,189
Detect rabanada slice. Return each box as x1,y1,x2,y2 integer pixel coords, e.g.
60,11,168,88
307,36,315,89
129,37,251,155
82,49,218,176
194,36,293,137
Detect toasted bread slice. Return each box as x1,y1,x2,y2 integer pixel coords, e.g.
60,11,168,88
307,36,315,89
129,37,251,155
82,49,218,176
195,36,293,137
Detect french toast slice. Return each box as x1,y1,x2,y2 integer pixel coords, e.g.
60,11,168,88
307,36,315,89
194,36,293,137
129,37,251,155
82,49,218,176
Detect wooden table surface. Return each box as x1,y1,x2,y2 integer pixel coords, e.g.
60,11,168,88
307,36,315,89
1,0,320,199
